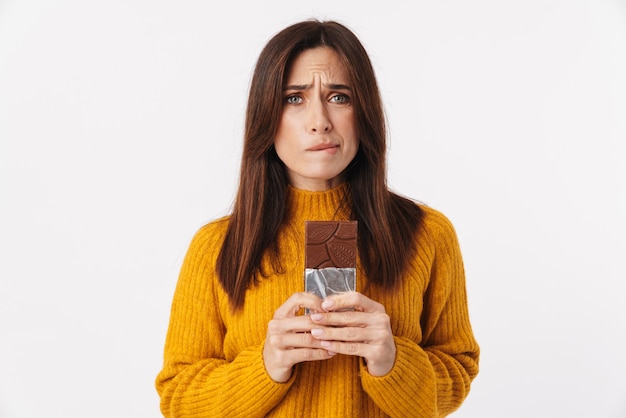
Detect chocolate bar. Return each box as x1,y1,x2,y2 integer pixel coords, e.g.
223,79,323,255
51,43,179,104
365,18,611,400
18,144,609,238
305,221,357,302
305,221,357,268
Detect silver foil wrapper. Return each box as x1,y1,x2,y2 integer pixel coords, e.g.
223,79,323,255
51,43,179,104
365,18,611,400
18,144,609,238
304,267,356,313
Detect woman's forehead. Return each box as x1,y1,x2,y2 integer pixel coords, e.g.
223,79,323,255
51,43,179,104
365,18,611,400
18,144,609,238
285,47,350,85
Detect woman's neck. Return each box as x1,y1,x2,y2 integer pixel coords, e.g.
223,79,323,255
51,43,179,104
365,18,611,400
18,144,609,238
285,183,352,223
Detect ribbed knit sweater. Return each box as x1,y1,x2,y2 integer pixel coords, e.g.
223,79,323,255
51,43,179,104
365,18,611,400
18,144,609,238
156,184,479,417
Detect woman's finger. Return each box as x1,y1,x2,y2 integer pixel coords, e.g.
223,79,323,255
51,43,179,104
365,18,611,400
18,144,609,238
310,310,391,330
310,324,388,343
273,292,323,318
321,291,385,313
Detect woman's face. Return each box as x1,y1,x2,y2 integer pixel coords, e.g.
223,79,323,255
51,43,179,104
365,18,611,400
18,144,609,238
274,47,359,191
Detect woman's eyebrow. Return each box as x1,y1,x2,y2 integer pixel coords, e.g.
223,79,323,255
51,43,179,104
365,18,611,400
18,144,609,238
283,83,352,91
327,83,352,91
283,84,309,91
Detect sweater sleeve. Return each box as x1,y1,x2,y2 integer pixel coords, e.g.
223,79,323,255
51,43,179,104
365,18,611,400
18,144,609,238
360,209,480,418
155,223,294,417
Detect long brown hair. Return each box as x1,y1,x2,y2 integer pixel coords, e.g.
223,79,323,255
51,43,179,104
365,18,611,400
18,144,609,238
217,20,422,310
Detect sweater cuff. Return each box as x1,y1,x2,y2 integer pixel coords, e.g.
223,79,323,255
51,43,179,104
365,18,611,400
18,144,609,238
230,344,297,413
359,337,436,417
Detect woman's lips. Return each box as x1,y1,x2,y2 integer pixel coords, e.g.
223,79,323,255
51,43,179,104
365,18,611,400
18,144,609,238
309,143,339,152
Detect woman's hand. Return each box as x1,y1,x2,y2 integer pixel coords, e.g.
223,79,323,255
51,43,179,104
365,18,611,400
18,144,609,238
309,292,397,377
263,292,337,383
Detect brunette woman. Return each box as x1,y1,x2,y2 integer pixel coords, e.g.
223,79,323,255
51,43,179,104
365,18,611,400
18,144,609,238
156,19,479,417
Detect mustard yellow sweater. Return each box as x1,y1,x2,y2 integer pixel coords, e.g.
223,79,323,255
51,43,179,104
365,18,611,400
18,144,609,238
156,184,479,417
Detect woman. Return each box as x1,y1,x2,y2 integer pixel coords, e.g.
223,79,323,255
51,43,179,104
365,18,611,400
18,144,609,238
156,20,479,417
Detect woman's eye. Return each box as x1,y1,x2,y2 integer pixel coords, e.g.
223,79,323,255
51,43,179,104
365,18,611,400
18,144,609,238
285,95,302,104
330,94,350,104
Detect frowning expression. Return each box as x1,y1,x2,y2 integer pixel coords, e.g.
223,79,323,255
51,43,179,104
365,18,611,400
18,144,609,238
274,47,359,191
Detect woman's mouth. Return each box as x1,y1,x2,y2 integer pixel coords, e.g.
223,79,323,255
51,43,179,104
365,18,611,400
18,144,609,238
309,143,339,152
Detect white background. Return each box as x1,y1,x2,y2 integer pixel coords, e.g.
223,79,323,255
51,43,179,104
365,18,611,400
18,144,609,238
1,1,625,417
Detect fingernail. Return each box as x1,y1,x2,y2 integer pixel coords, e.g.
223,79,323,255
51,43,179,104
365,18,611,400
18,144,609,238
310,313,322,321
321,300,335,311
310,329,323,337
320,340,331,348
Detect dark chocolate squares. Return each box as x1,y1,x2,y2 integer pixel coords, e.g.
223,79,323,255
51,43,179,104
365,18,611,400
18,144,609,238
305,221,357,268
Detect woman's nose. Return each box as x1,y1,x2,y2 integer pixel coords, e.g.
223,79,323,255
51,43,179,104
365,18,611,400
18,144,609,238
307,99,332,133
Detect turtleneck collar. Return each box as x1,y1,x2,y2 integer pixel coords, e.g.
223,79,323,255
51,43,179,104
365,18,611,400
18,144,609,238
285,183,352,223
